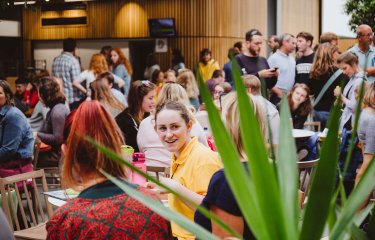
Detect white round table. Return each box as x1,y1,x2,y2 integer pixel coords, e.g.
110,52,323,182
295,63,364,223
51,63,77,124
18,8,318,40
292,129,315,138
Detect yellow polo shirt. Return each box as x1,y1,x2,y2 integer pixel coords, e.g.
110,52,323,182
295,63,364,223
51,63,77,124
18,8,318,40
198,59,220,82
169,137,222,239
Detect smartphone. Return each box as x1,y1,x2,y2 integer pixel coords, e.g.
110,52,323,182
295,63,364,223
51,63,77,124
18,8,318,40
271,67,278,72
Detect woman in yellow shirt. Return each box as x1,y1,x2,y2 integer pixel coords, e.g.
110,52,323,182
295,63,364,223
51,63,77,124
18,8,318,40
153,101,222,239
197,48,220,82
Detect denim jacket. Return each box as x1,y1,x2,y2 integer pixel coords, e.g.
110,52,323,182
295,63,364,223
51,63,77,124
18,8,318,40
0,105,34,162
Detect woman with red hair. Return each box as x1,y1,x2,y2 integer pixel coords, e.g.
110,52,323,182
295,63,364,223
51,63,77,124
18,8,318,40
46,100,170,239
110,48,133,99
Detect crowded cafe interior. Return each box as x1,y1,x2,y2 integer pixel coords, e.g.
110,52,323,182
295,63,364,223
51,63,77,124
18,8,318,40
0,0,374,239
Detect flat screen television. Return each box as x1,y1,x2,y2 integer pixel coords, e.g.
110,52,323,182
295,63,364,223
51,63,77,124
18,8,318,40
148,18,177,38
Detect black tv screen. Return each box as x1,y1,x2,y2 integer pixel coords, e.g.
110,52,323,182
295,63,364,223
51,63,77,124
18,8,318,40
148,18,177,38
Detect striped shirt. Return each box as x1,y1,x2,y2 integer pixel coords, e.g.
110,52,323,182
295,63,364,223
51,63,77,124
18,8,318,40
52,52,81,104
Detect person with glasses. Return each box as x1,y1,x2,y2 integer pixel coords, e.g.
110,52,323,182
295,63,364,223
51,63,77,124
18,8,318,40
349,24,375,82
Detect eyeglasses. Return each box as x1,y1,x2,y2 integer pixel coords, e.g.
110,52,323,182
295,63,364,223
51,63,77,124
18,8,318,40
358,33,374,38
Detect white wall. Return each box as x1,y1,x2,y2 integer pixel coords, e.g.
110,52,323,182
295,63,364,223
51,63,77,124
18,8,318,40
322,0,356,38
33,39,129,73
0,20,21,37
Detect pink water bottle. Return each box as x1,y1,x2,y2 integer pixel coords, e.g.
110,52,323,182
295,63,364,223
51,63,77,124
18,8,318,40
131,153,146,186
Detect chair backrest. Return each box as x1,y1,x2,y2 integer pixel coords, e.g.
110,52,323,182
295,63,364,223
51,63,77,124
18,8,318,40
146,166,166,180
304,121,321,132
297,159,319,208
0,169,53,231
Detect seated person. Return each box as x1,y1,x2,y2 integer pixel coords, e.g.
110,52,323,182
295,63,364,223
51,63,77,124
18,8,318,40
97,71,127,108
14,77,29,113
46,100,170,239
0,80,34,178
205,69,224,93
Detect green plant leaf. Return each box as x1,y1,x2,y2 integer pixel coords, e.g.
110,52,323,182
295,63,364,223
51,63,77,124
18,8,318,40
232,59,289,239
101,171,218,240
277,95,299,239
329,155,375,239
347,224,368,240
198,65,269,239
85,137,241,238
300,99,342,240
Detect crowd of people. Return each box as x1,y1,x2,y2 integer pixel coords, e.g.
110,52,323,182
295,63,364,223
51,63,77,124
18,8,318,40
0,23,374,239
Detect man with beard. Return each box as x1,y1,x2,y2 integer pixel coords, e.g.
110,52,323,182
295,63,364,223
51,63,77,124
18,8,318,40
235,29,278,98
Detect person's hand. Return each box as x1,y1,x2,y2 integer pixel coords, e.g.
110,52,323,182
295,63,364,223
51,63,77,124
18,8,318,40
333,86,341,97
258,68,278,78
33,132,38,139
144,181,157,189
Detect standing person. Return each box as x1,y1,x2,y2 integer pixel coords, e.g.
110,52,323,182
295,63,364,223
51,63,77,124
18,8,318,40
233,41,245,54
308,43,347,129
223,47,241,87
171,48,186,74
116,80,156,152
0,80,34,177
320,32,339,46
268,33,297,105
73,53,124,96
100,45,112,66
90,80,125,118
110,48,132,99
35,77,69,168
194,92,267,239
235,29,278,96
334,52,365,131
46,100,171,239
176,69,200,111
295,32,315,85
52,38,81,110
144,53,160,80
151,101,222,239
349,24,375,82
268,35,280,54
196,48,220,82
356,82,375,187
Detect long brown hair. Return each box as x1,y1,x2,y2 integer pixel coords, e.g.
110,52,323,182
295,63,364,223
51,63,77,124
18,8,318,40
287,83,312,116
127,80,156,125
62,100,127,189
176,69,199,99
309,43,339,80
90,80,125,113
110,48,133,75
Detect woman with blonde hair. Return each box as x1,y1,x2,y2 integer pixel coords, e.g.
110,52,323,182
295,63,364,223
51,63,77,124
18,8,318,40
137,82,207,167
73,53,124,95
176,69,200,110
308,43,347,129
194,92,267,239
89,80,125,118
46,100,170,239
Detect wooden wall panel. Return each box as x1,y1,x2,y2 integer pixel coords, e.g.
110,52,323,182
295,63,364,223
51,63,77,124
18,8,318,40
23,0,268,70
281,0,320,46
338,38,356,53
23,0,269,70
